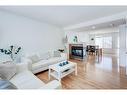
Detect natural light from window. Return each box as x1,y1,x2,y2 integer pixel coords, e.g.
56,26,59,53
95,36,112,49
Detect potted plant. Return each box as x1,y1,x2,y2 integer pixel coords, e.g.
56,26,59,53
0,45,21,62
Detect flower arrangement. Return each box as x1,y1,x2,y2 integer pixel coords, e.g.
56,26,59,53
73,36,78,42
0,45,21,61
58,49,64,53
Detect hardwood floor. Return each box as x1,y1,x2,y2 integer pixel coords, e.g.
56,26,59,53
36,54,127,89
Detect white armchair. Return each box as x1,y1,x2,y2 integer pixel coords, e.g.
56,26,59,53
10,63,61,89
40,80,62,89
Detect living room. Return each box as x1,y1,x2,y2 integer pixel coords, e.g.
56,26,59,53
0,6,127,90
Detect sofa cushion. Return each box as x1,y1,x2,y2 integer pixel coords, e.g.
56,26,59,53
32,60,49,70
28,55,39,63
40,80,61,89
38,52,51,60
10,71,45,89
0,62,17,80
32,57,64,71
53,51,61,57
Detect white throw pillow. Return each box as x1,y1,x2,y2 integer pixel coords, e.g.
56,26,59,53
54,51,61,57
0,62,17,80
39,52,51,60
28,55,39,63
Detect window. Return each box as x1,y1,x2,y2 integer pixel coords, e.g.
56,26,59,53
95,37,103,48
95,36,112,49
103,37,112,48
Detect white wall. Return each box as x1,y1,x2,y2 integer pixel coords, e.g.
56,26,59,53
65,31,89,43
0,10,64,55
65,27,118,43
65,27,119,54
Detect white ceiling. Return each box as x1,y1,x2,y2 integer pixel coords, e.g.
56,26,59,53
0,6,127,27
70,19,126,32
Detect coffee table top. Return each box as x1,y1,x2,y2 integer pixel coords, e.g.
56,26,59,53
49,61,76,72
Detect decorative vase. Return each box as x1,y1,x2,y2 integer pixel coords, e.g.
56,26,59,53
73,36,78,43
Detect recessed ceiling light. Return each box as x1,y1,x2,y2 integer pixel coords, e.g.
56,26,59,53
92,26,96,29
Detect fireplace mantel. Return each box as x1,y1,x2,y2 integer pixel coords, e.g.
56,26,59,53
68,42,86,46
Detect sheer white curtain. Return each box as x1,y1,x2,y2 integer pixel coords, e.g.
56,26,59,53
95,36,112,49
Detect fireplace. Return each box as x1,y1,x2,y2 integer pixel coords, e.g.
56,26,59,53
72,46,83,58
69,44,86,60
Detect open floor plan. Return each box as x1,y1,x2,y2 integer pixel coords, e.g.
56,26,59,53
0,6,127,90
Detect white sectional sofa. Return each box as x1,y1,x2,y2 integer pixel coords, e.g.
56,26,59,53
22,51,67,74
10,62,61,89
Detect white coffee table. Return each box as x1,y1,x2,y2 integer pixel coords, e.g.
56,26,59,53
48,61,77,82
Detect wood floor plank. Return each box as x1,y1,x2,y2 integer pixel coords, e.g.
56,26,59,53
36,54,127,89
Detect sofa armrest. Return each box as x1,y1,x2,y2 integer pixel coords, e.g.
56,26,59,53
21,57,32,71
16,63,30,73
40,80,61,89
